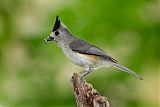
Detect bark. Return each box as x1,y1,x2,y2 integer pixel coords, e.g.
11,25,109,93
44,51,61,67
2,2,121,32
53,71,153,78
71,73,110,107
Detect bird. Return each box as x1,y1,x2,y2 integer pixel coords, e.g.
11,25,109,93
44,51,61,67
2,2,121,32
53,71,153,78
44,16,143,80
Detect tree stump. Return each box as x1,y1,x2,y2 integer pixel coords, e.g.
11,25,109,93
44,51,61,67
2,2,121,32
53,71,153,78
71,73,110,107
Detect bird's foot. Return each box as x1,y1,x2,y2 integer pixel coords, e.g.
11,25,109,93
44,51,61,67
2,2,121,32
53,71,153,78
80,70,87,75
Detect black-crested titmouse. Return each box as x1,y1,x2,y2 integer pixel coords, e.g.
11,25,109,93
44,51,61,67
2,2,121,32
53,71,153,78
44,16,143,80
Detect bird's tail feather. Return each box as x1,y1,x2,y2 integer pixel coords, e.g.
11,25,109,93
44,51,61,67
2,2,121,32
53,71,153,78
112,63,143,80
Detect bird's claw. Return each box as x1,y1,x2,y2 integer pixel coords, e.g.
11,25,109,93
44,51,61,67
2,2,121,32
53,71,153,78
80,71,87,75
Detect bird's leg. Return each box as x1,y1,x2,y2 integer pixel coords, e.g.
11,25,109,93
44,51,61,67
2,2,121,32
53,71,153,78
80,67,93,80
80,70,87,75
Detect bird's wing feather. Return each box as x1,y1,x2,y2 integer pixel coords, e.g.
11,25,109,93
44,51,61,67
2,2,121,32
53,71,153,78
69,38,118,63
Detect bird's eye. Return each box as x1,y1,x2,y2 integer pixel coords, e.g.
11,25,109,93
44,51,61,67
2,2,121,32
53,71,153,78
55,31,59,36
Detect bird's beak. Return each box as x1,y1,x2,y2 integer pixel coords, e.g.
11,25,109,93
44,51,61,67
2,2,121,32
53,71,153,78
47,36,53,41
44,36,54,44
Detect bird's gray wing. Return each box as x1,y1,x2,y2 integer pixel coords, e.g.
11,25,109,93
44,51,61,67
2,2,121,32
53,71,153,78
69,38,118,63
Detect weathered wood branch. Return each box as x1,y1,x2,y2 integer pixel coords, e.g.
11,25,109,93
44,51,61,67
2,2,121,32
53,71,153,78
71,73,110,107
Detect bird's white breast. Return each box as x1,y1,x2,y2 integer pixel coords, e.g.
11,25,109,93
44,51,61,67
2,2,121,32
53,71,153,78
61,46,101,68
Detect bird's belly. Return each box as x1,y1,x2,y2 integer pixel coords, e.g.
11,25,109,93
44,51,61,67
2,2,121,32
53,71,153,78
63,49,101,68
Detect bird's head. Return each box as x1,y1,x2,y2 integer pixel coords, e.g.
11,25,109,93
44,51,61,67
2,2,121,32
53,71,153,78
44,16,71,44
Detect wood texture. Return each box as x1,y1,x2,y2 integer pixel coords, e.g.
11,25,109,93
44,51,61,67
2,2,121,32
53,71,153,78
71,73,110,107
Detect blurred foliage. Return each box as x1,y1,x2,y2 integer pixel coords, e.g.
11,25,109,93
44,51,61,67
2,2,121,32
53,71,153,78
0,0,159,107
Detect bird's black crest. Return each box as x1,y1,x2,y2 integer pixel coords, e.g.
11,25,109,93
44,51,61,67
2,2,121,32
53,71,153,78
52,16,60,32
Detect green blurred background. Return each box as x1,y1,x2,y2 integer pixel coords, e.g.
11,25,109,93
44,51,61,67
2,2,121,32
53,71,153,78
0,0,159,107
